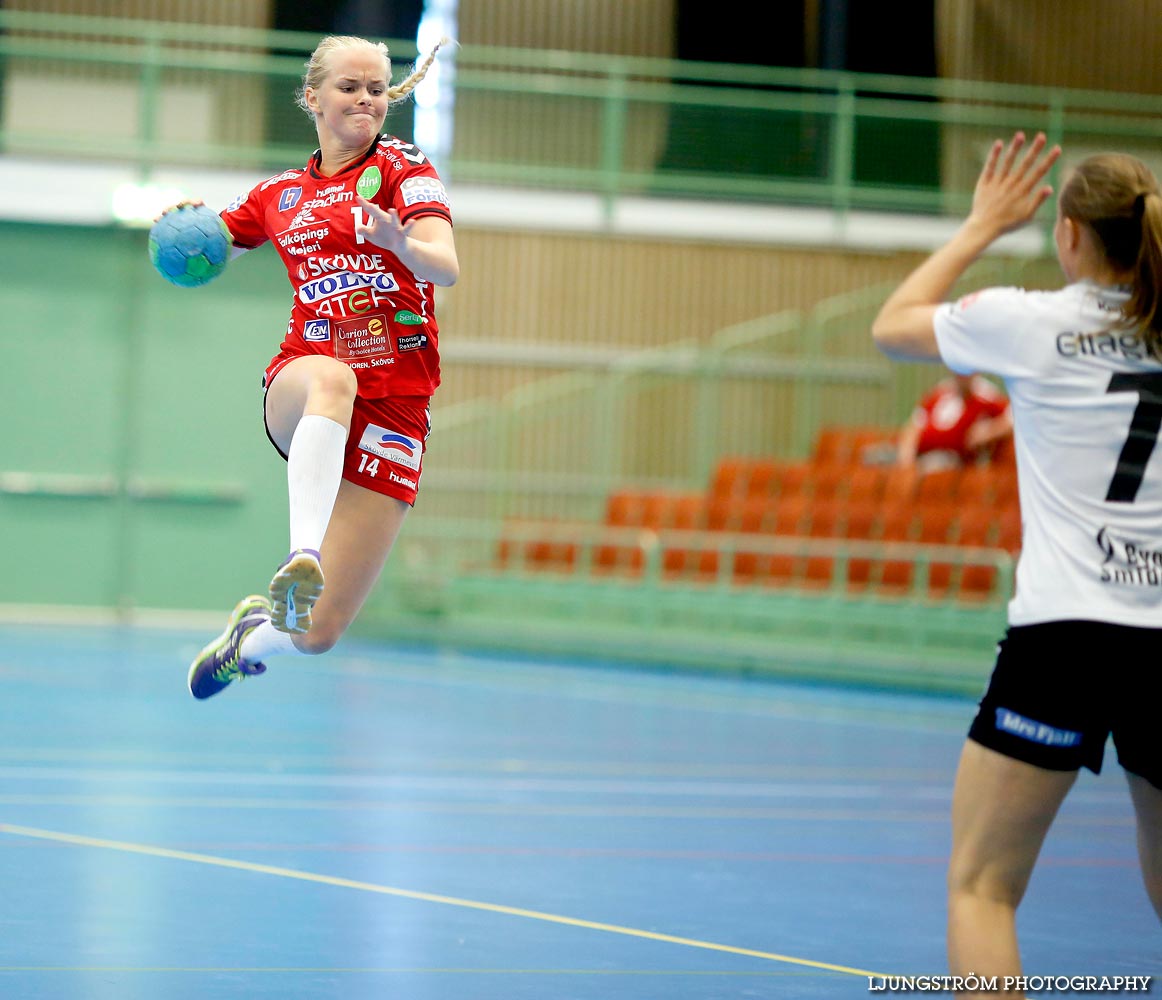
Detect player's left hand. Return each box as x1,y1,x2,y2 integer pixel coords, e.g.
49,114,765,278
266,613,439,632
967,132,1061,240
354,195,413,254
154,198,205,223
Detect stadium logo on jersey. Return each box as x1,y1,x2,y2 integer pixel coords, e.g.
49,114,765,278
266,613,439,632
278,187,302,212
303,319,331,342
401,176,449,209
357,424,422,471
301,190,354,212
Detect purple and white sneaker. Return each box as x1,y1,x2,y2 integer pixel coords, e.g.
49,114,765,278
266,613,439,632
269,548,324,635
188,595,271,700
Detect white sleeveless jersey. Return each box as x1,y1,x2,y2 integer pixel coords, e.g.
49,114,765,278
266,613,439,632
934,281,1162,627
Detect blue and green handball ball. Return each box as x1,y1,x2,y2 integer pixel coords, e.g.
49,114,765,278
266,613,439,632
148,202,232,287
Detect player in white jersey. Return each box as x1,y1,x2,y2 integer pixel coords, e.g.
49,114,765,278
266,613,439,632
873,133,1162,992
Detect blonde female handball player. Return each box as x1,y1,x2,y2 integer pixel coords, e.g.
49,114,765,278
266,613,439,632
186,34,458,700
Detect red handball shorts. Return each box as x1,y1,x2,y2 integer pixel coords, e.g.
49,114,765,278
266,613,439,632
264,386,431,507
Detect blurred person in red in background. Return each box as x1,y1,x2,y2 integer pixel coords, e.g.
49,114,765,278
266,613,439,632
894,370,1013,471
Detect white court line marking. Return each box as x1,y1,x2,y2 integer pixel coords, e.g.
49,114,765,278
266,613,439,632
0,822,889,979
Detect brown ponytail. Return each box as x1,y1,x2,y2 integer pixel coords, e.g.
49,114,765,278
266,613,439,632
1059,154,1162,356
1129,190,1162,355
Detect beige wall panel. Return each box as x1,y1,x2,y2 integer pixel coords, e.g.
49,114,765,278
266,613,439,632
452,0,676,176
5,0,273,153
457,0,675,56
451,91,669,184
937,0,1162,94
5,0,271,27
445,227,927,355
936,1,1162,198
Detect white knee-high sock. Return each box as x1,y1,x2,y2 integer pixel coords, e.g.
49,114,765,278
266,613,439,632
240,620,303,664
287,414,347,553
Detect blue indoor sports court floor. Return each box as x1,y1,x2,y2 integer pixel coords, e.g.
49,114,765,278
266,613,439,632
0,623,1156,999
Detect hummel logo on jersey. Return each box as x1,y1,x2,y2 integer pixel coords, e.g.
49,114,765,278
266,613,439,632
379,137,426,165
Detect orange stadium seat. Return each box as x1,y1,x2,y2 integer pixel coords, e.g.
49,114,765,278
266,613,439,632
992,468,1020,509
802,497,846,587
874,502,916,592
746,460,781,498
956,507,999,599
996,506,1023,554
705,496,742,532
850,427,898,464
812,426,855,465
915,467,961,503
807,462,849,502
496,522,578,574
958,464,998,505
661,496,718,579
772,461,813,498
733,494,807,584
846,465,887,503
594,490,663,575
710,458,749,500
882,466,918,505
840,498,880,590
992,436,1017,468
915,500,959,596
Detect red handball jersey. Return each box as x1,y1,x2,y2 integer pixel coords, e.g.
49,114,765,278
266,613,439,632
913,376,1009,462
221,134,452,399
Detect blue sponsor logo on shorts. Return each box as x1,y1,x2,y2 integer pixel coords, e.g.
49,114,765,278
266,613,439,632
995,708,1082,747
303,319,331,342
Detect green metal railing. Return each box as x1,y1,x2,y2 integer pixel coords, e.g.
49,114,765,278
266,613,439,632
365,514,1012,695
396,279,1020,689
424,255,1042,523
6,11,1162,215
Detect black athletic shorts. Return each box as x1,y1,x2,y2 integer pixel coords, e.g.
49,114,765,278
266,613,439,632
968,620,1162,788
